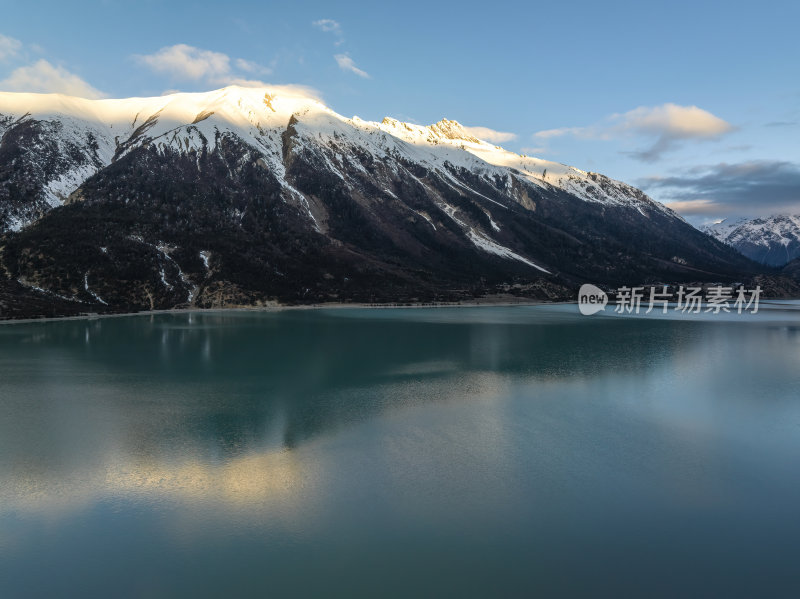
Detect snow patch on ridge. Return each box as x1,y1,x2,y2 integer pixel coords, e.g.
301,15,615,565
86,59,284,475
84,272,108,305
466,230,549,272
438,201,549,272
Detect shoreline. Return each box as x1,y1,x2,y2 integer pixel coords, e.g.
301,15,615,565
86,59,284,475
0,297,566,325
4,297,799,327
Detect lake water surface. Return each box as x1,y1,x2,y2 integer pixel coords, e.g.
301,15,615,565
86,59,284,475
1,305,800,597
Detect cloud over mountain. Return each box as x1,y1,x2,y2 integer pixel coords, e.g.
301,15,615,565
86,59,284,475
533,103,734,162
0,34,22,62
334,53,369,78
641,160,800,217
0,59,105,98
461,125,517,144
135,44,273,87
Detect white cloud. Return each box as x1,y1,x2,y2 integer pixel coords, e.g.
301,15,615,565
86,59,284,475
532,127,587,139
313,19,341,33
136,44,231,81
135,44,273,86
313,19,344,45
615,104,734,161
314,20,368,79
0,34,22,61
334,53,369,78
461,125,517,143
614,104,732,139
533,103,733,162
234,58,272,75
0,59,105,98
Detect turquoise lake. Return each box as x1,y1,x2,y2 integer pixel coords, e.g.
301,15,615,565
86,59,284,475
1,305,800,597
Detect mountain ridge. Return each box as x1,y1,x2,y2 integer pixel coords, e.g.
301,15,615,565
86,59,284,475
0,86,765,318
702,215,800,266
0,85,678,232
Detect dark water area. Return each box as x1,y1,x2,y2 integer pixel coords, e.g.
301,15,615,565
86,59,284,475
1,305,800,597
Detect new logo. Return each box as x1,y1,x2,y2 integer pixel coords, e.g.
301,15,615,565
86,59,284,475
578,284,608,316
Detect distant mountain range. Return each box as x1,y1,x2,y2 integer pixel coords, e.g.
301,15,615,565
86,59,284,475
0,86,778,318
702,215,800,267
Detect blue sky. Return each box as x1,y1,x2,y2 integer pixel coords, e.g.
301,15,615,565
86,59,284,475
1,0,798,223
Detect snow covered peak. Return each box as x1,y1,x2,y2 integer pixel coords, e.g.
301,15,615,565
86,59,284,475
0,85,326,133
702,214,800,266
702,217,747,241
427,119,481,143
377,117,490,147
0,85,678,231
704,215,800,245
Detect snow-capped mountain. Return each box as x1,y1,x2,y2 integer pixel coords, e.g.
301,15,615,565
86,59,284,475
0,86,757,316
0,86,674,234
703,215,800,266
